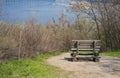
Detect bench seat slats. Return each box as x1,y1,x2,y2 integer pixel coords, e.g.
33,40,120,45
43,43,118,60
71,48,100,51
72,40,101,42
78,46,100,49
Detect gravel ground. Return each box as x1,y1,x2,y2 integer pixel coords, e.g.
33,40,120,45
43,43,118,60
47,53,120,78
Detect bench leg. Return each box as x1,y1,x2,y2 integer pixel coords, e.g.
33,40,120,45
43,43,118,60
93,57,100,62
71,52,77,62
93,51,100,62
72,57,77,62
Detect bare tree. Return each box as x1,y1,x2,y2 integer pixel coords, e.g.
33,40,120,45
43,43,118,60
69,0,120,51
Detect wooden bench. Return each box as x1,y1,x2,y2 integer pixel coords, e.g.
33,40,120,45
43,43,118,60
71,40,101,62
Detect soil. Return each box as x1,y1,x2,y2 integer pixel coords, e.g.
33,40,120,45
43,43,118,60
47,53,120,78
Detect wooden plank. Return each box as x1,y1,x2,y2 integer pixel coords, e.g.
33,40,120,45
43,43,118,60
77,41,79,53
93,41,96,52
78,53,94,55
78,44,93,46
72,40,101,43
71,48,100,51
78,43,100,46
72,45,100,48
72,40,101,46
78,46,93,49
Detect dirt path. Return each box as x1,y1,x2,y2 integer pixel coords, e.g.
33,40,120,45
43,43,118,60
47,53,120,78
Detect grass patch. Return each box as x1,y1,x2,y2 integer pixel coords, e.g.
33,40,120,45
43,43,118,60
79,51,93,54
0,52,69,78
101,51,120,57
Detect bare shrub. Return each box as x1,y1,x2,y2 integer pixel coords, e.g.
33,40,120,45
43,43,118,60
0,14,97,61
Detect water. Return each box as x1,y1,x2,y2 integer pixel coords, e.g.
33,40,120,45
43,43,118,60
0,0,74,24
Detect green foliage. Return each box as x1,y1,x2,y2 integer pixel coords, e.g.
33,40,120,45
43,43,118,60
0,53,69,78
102,51,120,57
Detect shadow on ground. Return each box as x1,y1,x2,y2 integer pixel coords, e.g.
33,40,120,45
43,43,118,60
64,57,94,62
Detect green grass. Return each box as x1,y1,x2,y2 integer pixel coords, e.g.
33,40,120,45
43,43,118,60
0,53,69,78
101,51,120,57
79,51,93,54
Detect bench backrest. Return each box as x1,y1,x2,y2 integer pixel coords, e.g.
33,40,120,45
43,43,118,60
71,40,101,51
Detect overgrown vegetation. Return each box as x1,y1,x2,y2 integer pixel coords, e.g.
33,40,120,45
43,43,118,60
0,53,70,78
